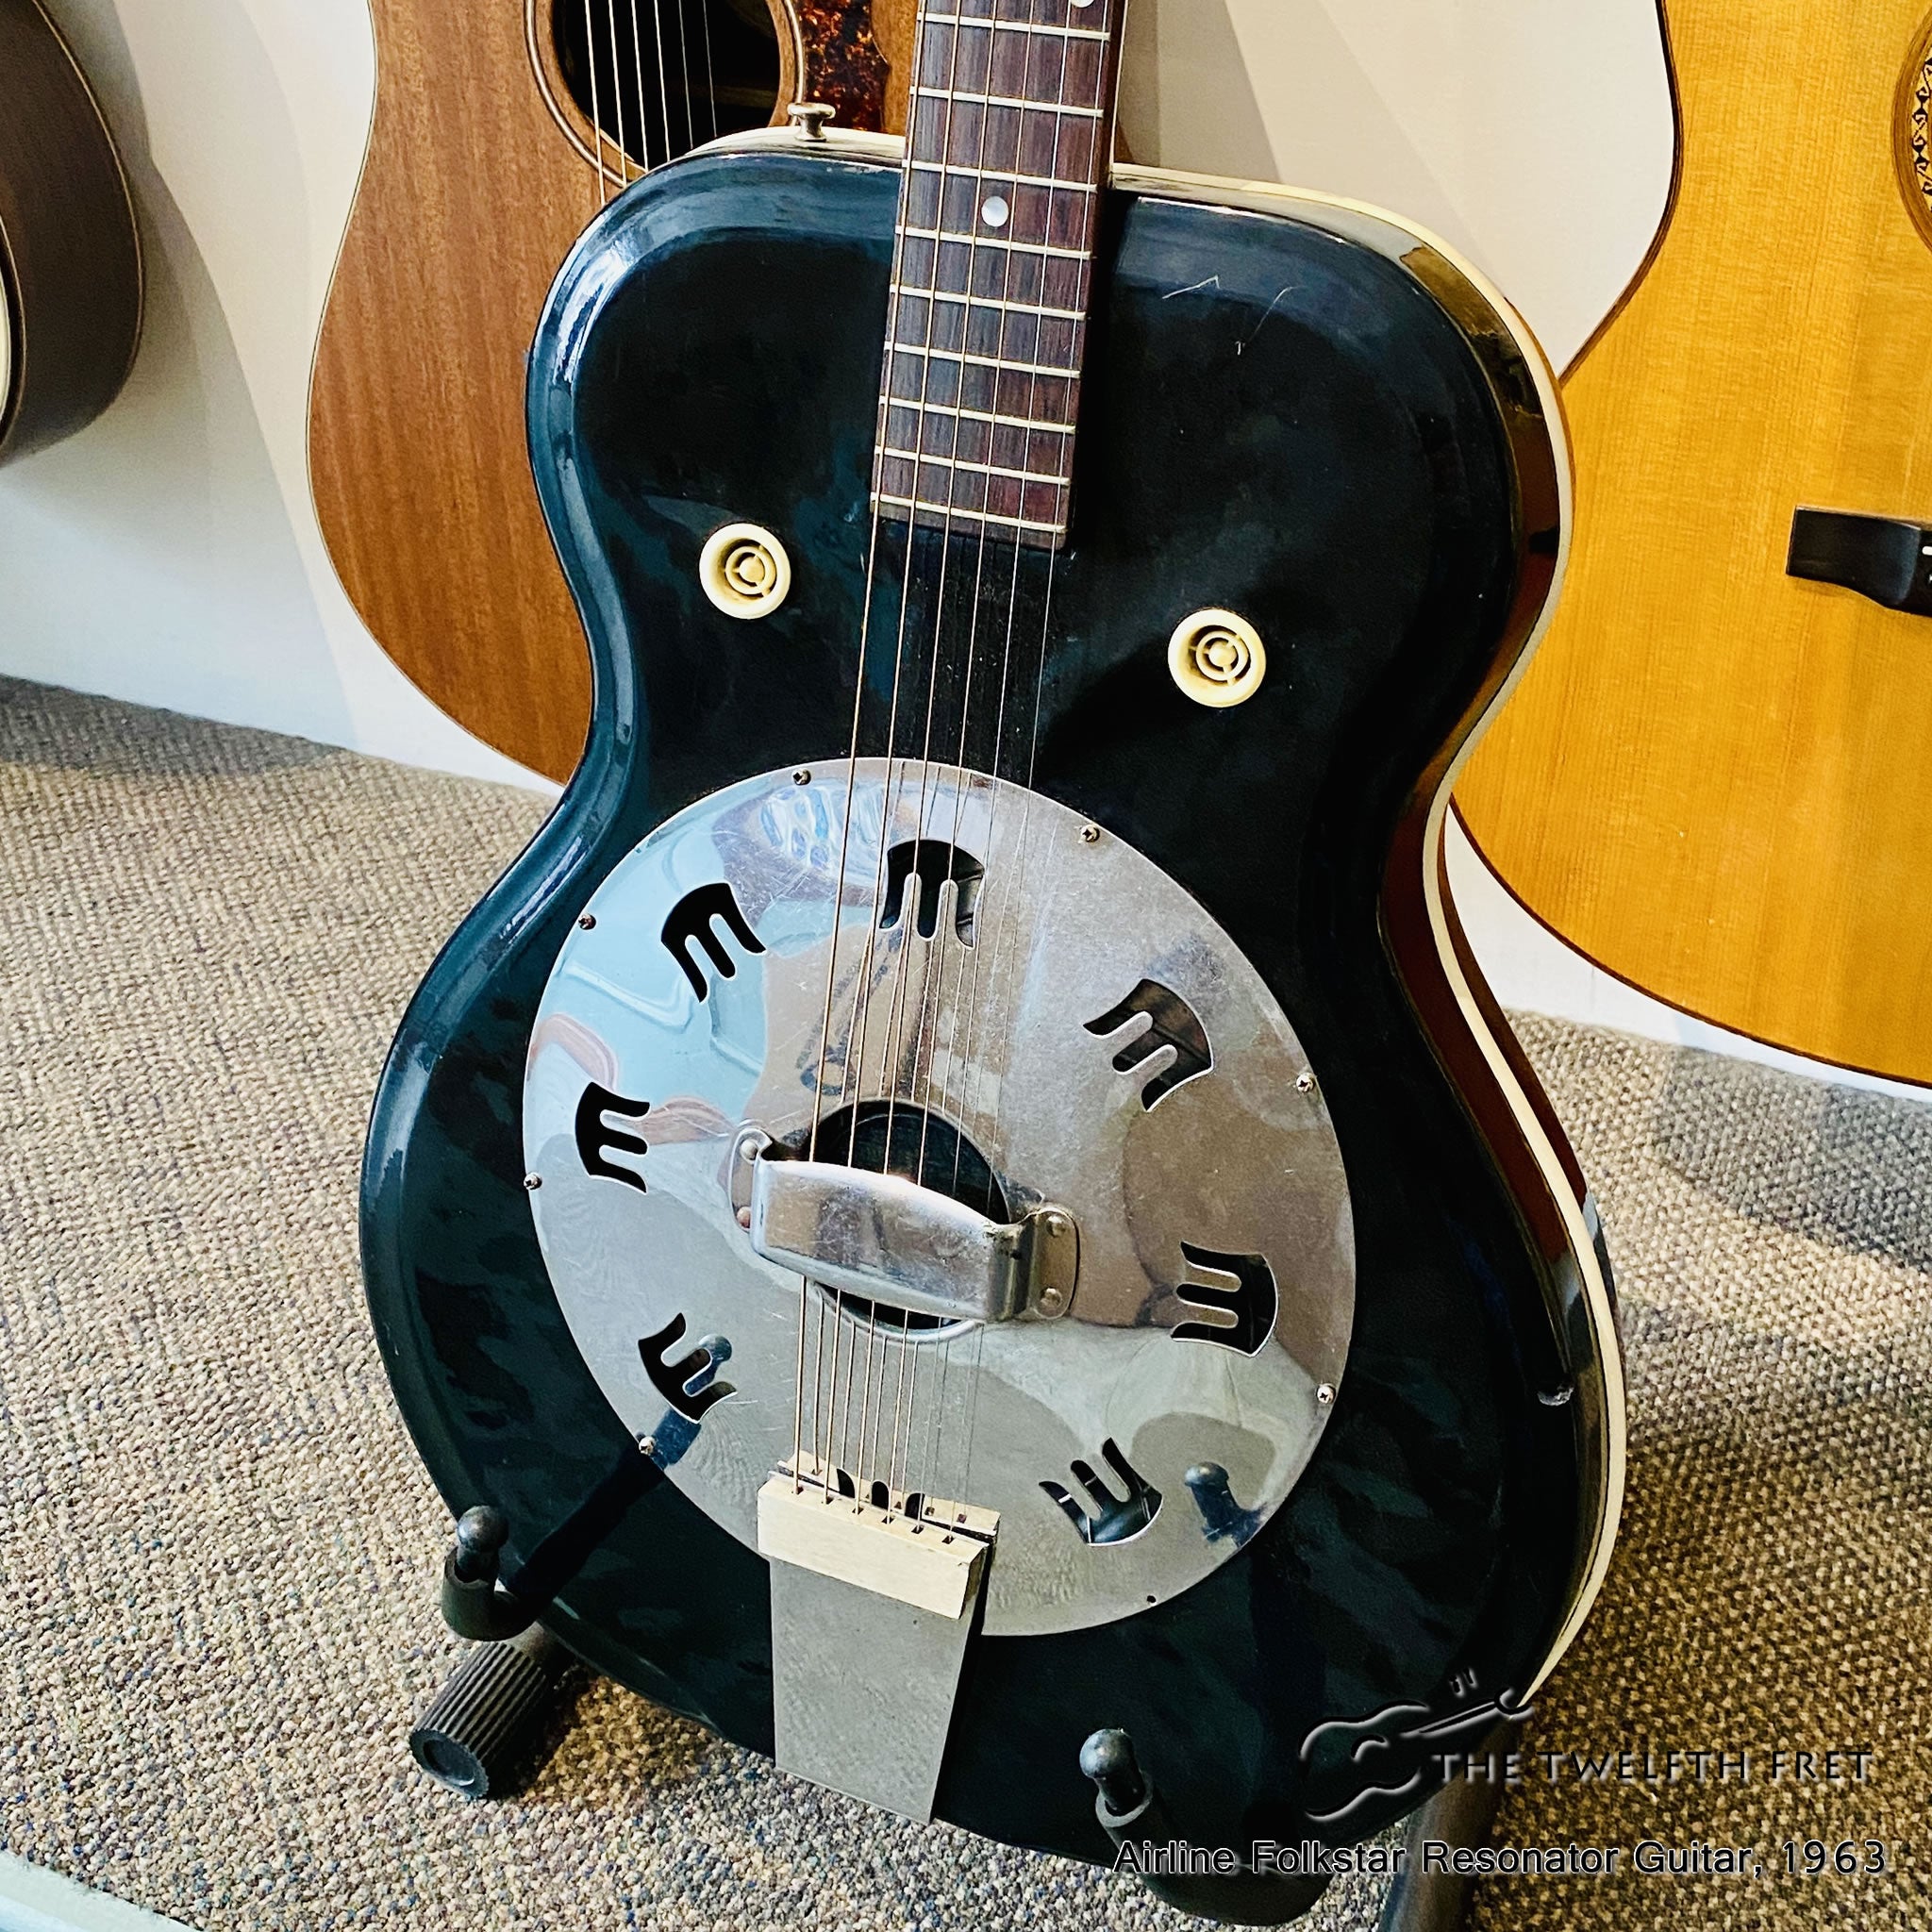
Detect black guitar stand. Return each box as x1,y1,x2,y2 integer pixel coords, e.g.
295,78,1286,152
408,1453,667,1797
408,1500,1506,1924
407,1507,572,1797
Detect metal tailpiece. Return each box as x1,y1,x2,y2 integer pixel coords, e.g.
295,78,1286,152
762,1461,998,1821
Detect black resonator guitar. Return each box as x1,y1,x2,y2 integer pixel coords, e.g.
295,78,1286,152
363,0,1624,1917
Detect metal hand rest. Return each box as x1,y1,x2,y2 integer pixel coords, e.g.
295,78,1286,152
730,1127,1077,1324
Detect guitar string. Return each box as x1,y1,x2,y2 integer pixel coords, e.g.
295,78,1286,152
841,0,1036,1510
894,0,1102,1509
941,0,1114,1511
831,0,978,1510
802,0,1113,1511
605,0,634,190
916,0,1059,1505
891,0,1069,1506
699,0,721,143
796,0,974,1505
649,0,675,174
859,0,1044,1512
583,0,610,206
675,0,697,155
626,0,655,170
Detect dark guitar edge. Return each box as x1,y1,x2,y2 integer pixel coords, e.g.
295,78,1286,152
1119,145,1628,1694
0,0,143,466
1362,225,1628,1690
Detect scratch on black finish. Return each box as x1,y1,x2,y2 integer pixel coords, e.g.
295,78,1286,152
361,150,1584,1866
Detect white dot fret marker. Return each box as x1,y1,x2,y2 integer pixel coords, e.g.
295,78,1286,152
981,196,1010,229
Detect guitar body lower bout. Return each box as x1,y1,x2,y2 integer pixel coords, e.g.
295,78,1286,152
362,140,1621,1862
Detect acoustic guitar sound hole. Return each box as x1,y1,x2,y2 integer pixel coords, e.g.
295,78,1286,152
548,0,780,175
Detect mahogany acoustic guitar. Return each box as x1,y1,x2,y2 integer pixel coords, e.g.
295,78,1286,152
1458,0,1932,1084
0,0,142,467
309,0,918,778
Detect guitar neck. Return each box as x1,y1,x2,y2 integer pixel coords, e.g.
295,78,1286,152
872,0,1126,549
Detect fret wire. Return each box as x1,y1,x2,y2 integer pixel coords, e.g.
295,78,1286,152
920,11,1111,39
881,445,1073,484
891,398,1075,434
907,160,1097,196
872,491,1067,537
911,85,1105,117
889,282,1085,322
892,312,1082,367
891,343,1081,380
898,225,1091,260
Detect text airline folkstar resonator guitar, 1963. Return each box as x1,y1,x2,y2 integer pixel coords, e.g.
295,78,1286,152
361,0,1624,1915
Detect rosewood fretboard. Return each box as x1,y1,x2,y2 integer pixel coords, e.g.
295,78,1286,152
872,0,1124,549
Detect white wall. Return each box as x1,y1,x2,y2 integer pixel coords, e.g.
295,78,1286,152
0,0,534,784
1121,0,1675,371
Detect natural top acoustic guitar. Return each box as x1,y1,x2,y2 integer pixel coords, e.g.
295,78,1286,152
1458,0,1932,1084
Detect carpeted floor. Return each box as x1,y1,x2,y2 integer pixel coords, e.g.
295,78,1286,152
0,675,1925,1932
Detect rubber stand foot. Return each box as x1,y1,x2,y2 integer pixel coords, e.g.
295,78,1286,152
409,1625,563,1798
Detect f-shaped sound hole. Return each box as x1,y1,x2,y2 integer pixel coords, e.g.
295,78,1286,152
879,839,984,943
638,1312,735,1422
1085,979,1212,1109
575,1083,652,1192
